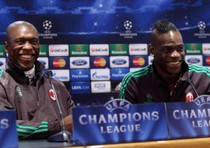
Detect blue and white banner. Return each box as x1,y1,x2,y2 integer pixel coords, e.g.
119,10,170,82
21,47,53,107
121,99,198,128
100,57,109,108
0,110,18,148
72,99,167,145
166,95,210,139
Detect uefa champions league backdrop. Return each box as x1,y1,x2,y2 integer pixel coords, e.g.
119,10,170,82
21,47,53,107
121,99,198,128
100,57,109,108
0,0,210,105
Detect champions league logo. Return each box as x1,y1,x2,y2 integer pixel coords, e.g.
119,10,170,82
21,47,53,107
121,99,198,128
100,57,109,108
39,20,57,39
104,99,131,112
194,20,210,39
119,20,137,39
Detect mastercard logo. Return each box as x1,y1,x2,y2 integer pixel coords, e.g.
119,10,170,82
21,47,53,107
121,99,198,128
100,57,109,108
94,58,106,67
133,57,145,66
206,57,210,65
53,59,66,68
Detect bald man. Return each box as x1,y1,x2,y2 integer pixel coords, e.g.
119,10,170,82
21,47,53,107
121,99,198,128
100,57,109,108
0,21,74,139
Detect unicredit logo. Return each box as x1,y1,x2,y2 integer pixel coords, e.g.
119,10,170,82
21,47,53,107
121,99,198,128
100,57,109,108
53,59,66,68
112,59,127,65
50,48,67,53
72,59,87,66
187,58,200,63
94,58,106,67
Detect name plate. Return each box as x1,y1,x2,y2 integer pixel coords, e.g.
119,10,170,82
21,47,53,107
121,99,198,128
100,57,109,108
0,110,18,148
72,99,168,145
166,95,210,139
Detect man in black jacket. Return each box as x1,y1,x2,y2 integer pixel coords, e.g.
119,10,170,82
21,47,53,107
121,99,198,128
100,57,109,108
0,21,74,139
120,19,210,103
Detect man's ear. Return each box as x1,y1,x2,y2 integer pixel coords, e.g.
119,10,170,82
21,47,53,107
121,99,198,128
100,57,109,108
4,41,9,53
148,44,154,56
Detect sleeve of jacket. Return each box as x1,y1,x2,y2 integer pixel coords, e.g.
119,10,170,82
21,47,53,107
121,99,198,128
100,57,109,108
119,73,138,104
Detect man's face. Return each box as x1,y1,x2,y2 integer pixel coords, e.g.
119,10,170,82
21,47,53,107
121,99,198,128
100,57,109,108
151,31,184,75
5,25,39,71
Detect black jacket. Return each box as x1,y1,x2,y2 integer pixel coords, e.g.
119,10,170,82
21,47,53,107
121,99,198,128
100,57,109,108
120,61,210,103
0,60,74,139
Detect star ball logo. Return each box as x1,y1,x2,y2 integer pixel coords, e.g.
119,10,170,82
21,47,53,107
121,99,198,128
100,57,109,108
39,20,57,39
124,20,132,30
194,20,210,39
198,21,206,30
120,20,137,39
43,20,52,30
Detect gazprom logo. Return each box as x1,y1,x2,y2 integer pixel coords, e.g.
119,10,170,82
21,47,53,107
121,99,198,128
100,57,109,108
90,69,110,80
104,99,132,112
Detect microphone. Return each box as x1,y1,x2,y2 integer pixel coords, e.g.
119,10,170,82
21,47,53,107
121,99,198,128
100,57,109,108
46,70,73,143
187,79,199,98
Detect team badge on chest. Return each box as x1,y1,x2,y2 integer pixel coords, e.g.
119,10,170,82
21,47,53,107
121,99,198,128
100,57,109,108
48,89,56,100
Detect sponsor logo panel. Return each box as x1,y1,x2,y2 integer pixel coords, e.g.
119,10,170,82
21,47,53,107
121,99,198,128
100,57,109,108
49,44,69,56
90,56,109,68
0,58,6,69
89,44,109,56
91,81,111,93
70,57,90,69
51,69,70,81
130,68,142,72
38,57,49,69
202,43,210,55
110,68,129,80
129,44,148,55
185,43,202,55
70,44,89,56
70,69,90,81
39,44,49,56
202,55,210,66
49,57,69,69
148,55,154,65
110,44,128,55
0,45,6,57
129,55,148,67
70,82,91,94
90,69,110,81
185,55,203,65
110,56,129,68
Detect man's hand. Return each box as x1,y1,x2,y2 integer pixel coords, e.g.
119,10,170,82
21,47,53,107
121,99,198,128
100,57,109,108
63,115,73,133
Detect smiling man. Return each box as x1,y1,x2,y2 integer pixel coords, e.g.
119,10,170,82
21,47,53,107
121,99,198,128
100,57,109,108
120,19,210,103
0,21,74,139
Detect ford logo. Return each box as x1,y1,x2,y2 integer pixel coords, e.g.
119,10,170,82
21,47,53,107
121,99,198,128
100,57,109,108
112,59,127,65
187,58,200,63
72,59,87,66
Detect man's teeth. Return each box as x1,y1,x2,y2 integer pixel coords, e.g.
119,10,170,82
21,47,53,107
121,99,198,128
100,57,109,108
169,61,179,64
21,55,32,58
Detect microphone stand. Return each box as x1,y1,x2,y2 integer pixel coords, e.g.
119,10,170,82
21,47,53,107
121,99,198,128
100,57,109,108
47,72,73,143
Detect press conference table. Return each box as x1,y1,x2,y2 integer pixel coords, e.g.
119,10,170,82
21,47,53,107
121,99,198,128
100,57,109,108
19,137,210,148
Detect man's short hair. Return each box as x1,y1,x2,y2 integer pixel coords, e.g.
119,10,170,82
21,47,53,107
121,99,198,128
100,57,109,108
152,19,178,33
